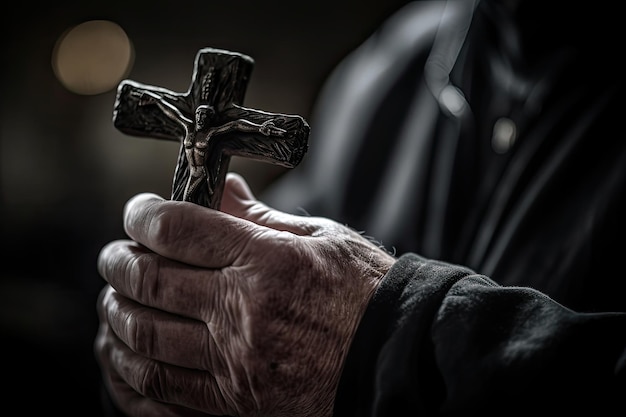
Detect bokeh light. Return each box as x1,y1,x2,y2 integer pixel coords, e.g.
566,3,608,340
52,20,134,95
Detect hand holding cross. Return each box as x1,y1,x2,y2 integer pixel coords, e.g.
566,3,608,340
112,47,310,209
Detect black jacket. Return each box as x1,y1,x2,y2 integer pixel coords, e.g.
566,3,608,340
264,1,626,414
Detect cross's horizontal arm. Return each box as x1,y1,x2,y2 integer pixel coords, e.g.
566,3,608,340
113,80,193,142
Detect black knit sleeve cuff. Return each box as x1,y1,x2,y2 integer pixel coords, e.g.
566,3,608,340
333,253,475,416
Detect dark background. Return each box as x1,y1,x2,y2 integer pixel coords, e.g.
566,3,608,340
1,0,408,414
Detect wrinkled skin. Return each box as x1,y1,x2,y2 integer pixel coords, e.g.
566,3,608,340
95,172,396,417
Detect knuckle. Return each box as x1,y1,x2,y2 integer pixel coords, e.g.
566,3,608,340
124,309,156,357
127,251,160,299
146,209,178,247
136,360,167,401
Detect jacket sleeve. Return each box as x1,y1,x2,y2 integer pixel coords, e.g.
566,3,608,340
333,253,626,416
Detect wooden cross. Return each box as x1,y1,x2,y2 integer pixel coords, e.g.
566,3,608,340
112,47,310,209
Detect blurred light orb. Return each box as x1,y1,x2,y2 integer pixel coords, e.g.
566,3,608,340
52,20,134,95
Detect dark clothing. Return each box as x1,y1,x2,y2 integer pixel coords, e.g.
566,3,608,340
336,254,626,415
264,0,626,413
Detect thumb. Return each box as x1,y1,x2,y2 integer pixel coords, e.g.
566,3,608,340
221,172,316,236
220,172,259,216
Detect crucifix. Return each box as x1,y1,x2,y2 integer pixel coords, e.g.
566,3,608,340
112,47,310,209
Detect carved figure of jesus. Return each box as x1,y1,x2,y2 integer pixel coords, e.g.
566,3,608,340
138,90,287,201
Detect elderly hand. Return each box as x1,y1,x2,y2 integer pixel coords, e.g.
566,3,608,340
94,172,396,417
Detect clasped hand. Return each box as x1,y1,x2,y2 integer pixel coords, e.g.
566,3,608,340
95,173,396,416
